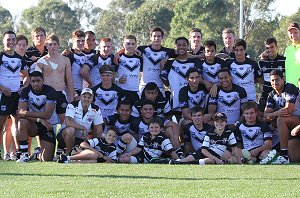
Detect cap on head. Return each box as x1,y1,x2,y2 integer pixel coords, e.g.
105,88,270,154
213,112,227,122
81,88,93,96
287,22,300,31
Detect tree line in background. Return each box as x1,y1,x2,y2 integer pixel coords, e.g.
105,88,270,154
0,0,300,59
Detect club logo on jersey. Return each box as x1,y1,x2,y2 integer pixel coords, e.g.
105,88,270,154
203,64,220,79
231,65,253,79
87,116,93,122
144,49,167,65
1,105,6,112
219,93,240,107
120,59,140,72
3,60,22,73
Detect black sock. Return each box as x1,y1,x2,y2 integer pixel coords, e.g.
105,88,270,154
280,149,288,159
18,140,29,156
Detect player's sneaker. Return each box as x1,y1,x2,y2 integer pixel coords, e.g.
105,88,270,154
271,156,289,165
57,154,69,163
29,147,41,161
168,159,182,165
259,149,277,165
242,149,254,164
10,153,17,161
4,153,10,161
16,154,29,163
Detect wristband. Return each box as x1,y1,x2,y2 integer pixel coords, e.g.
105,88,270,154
74,93,79,97
37,118,40,123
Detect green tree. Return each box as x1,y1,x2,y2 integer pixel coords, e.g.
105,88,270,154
0,6,14,35
125,0,175,46
17,0,80,49
67,0,102,29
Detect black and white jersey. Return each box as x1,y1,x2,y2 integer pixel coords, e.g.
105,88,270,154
235,121,272,151
219,47,249,60
19,84,57,124
179,83,209,110
258,55,286,100
161,58,201,109
131,95,171,118
137,132,173,162
92,83,125,117
202,127,237,157
266,83,300,115
0,52,27,92
66,51,87,91
188,46,204,55
82,49,97,60
85,137,117,160
130,116,169,140
116,53,143,92
105,114,135,137
227,58,262,101
138,45,176,93
25,45,48,72
85,54,115,87
184,123,212,151
198,57,227,84
209,84,247,124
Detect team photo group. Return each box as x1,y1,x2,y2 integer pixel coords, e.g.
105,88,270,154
1,21,300,165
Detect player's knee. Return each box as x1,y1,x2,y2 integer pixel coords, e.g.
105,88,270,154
63,127,75,138
122,133,133,143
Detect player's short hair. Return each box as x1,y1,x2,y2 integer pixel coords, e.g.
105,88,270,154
241,101,258,113
186,67,200,78
175,37,189,45
140,99,155,109
148,117,163,128
234,39,246,50
150,27,164,37
31,27,46,37
222,28,235,35
144,82,159,92
190,28,203,37
191,105,205,115
270,69,284,78
45,33,60,45
16,35,28,45
204,40,216,50
72,29,85,39
117,99,132,109
124,35,137,42
99,64,114,74
85,31,95,36
100,37,112,43
29,71,43,78
265,37,277,46
3,30,16,37
106,126,119,136
217,68,231,76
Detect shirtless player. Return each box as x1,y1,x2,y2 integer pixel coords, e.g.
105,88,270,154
35,34,74,124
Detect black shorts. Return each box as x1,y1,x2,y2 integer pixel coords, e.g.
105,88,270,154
31,122,56,144
56,91,68,114
123,90,140,105
0,92,19,115
258,98,267,112
191,149,205,160
56,129,84,150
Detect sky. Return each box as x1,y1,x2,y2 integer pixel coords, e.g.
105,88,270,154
0,0,299,21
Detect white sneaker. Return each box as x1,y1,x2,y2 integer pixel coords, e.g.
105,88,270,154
259,150,277,165
271,156,289,165
16,154,29,163
242,149,254,164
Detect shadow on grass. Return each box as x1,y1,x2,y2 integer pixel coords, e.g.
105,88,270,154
0,172,299,181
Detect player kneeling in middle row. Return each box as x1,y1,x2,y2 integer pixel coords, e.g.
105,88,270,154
58,127,118,163
118,118,179,163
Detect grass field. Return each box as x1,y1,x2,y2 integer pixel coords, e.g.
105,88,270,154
1,161,300,198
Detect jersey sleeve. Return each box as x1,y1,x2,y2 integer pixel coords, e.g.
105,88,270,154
228,131,237,147
21,57,28,71
253,61,263,79
161,137,174,152
238,86,248,104
86,138,100,148
130,117,141,134
137,136,145,148
266,92,276,109
260,123,272,141
85,54,98,69
160,60,172,81
202,135,210,149
183,124,192,143
19,87,30,102
65,103,76,119
93,107,104,125
285,84,298,104
45,86,57,104
179,86,189,110
131,104,140,117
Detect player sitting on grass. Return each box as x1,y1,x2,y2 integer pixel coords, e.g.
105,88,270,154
235,101,274,164
118,117,179,163
57,127,118,163
200,112,242,165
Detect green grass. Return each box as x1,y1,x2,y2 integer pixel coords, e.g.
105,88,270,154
0,162,300,197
